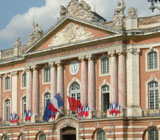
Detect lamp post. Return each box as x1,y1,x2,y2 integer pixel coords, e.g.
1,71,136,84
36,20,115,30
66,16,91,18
148,0,160,12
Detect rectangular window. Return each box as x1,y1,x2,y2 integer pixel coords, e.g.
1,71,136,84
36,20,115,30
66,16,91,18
101,57,109,75
5,77,10,91
22,73,27,88
44,67,51,83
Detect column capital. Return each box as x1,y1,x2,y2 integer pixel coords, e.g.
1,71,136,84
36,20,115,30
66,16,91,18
25,65,31,72
31,64,40,71
86,54,94,61
116,49,126,56
0,74,2,78
55,60,62,66
78,55,86,61
108,50,116,57
48,61,55,67
11,71,18,76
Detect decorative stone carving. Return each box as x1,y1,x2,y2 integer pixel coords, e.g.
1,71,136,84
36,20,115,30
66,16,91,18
113,0,126,26
49,23,94,47
58,0,102,22
128,7,137,18
27,22,43,47
14,37,21,48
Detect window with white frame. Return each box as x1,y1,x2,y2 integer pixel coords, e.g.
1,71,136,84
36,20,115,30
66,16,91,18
101,85,110,112
69,82,80,114
44,92,51,109
22,73,27,88
147,51,158,70
5,76,10,90
101,57,109,75
22,96,26,118
148,128,158,140
4,99,10,121
44,67,51,83
148,81,159,110
97,129,106,140
39,133,46,140
3,135,9,140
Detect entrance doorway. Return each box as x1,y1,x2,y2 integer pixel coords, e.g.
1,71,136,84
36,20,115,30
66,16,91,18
61,127,76,140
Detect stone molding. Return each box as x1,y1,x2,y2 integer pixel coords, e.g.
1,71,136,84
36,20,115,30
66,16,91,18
49,23,94,47
11,71,18,76
127,48,141,55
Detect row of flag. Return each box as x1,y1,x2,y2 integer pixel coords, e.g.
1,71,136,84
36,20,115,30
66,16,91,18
10,113,18,124
109,103,120,116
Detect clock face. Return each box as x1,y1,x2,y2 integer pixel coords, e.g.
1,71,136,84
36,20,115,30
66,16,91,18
69,60,79,75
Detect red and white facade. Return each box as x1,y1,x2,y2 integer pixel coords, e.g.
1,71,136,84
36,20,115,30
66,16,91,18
0,0,160,140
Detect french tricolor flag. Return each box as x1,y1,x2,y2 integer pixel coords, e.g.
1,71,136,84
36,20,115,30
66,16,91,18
43,93,64,121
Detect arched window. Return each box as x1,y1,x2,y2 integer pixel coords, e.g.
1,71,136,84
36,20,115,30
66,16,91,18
148,81,159,109
147,51,158,70
101,57,109,75
3,135,9,140
69,82,80,114
22,73,27,88
97,129,106,140
4,99,10,121
19,134,24,140
148,128,158,140
5,76,10,90
22,96,26,118
39,133,46,140
44,67,51,83
101,85,110,112
44,92,51,108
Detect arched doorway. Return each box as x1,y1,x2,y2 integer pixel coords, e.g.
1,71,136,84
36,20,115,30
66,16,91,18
61,127,76,140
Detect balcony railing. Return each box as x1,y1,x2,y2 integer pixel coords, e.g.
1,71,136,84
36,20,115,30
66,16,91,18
142,109,160,117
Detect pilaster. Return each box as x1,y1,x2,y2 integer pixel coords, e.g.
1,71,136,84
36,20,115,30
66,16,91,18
11,71,18,114
49,61,57,99
126,48,142,117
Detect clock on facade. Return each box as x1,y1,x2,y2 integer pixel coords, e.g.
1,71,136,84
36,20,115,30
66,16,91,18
69,60,79,75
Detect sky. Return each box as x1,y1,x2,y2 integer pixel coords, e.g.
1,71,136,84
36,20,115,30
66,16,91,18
0,0,159,50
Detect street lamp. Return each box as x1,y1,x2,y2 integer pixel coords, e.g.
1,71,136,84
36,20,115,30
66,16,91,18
148,0,160,12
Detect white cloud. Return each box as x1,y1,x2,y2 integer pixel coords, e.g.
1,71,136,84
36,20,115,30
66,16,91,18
0,0,158,49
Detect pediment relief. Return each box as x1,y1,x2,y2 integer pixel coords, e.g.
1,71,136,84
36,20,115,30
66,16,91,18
48,23,94,47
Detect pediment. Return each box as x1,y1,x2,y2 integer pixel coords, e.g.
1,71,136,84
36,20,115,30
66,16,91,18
48,23,94,47
25,18,119,53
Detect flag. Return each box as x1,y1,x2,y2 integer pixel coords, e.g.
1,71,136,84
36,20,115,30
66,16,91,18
43,94,64,121
55,93,64,107
67,96,81,111
25,111,31,121
84,105,89,117
77,105,89,118
43,99,56,122
13,114,18,123
10,114,13,123
109,104,113,115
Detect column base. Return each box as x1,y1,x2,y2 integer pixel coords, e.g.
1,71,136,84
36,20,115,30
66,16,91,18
31,114,39,123
127,106,142,117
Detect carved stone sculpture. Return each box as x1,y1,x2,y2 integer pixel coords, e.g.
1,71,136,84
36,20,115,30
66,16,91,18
58,0,101,22
113,0,126,26
27,22,43,47
49,23,94,47
128,7,137,18
14,37,21,48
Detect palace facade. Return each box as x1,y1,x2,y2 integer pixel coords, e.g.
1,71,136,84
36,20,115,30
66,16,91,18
0,0,160,140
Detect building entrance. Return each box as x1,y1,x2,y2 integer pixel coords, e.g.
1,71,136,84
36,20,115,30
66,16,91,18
61,127,76,140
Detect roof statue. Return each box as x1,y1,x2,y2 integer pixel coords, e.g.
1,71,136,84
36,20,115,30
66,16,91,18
113,0,126,26
128,7,137,18
27,22,43,47
14,37,21,48
59,0,106,22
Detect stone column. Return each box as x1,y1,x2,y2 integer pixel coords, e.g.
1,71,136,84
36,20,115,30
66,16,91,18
32,65,39,117
0,75,2,118
87,55,95,111
56,60,64,101
118,51,126,108
12,71,18,114
109,51,118,104
26,66,32,112
80,56,88,106
49,62,57,99
127,48,142,117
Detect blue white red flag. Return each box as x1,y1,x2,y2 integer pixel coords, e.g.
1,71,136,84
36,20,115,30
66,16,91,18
77,105,89,118
10,113,19,124
43,93,64,122
109,103,120,116
25,111,31,121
